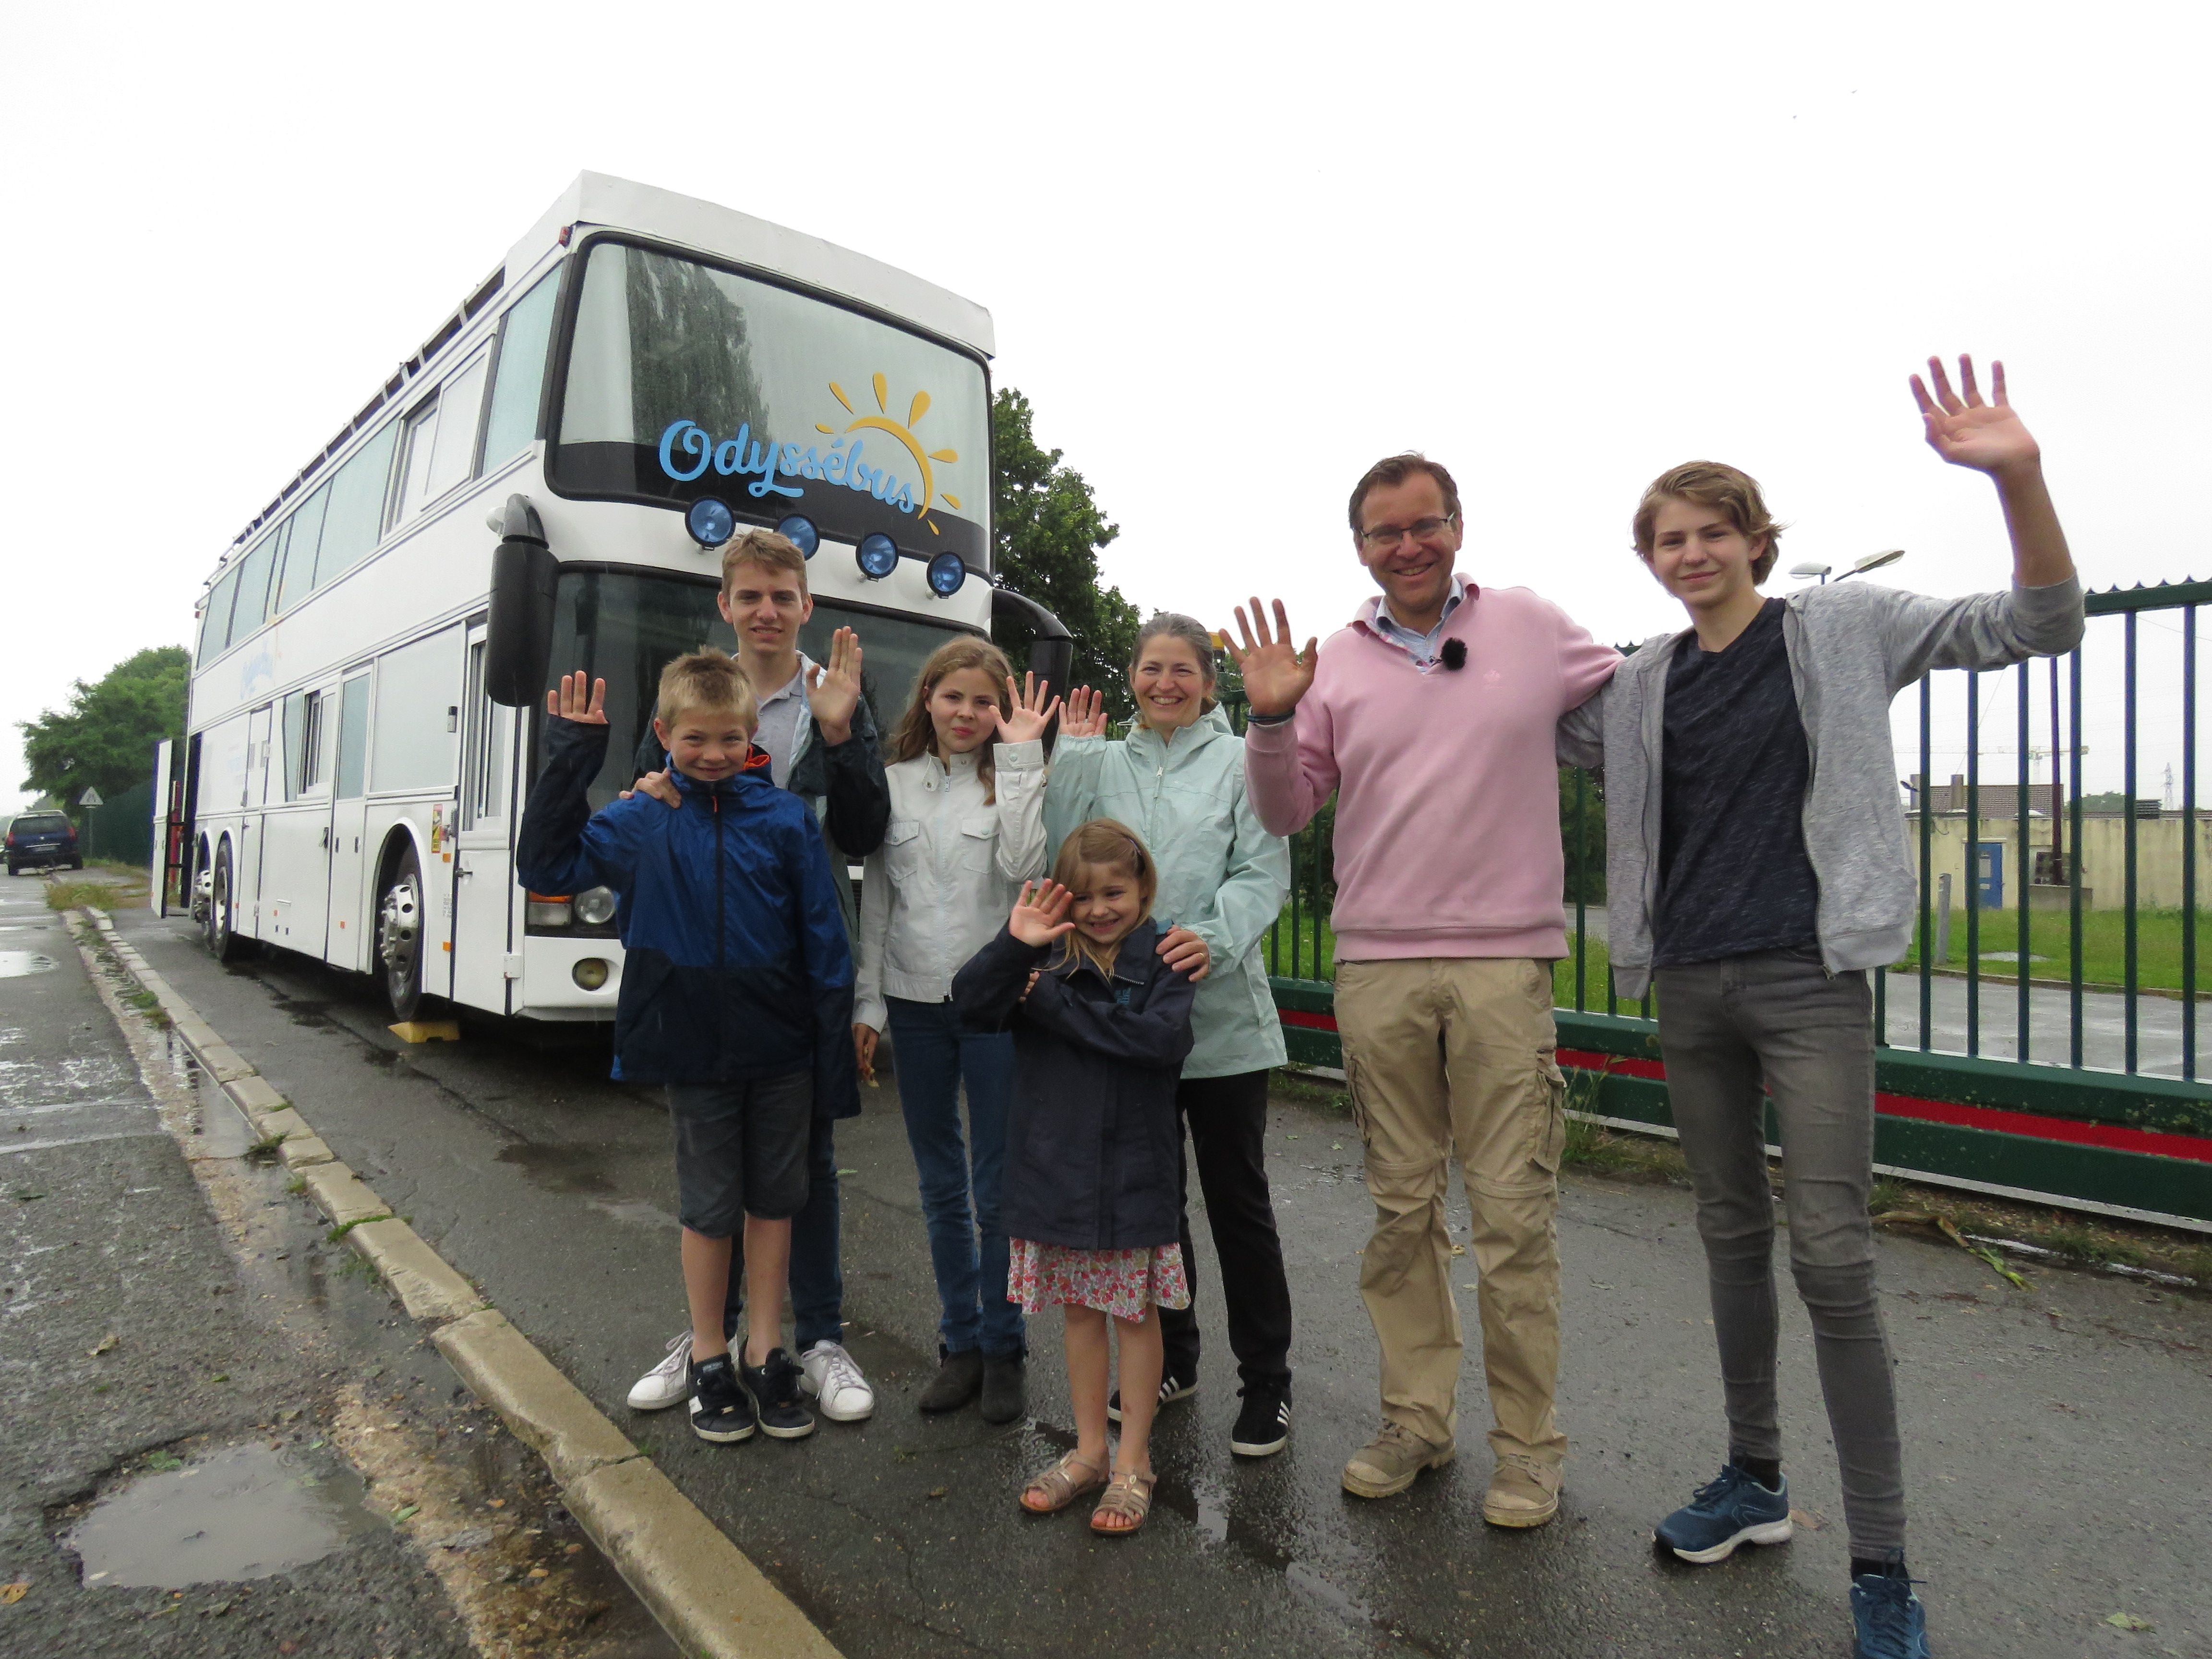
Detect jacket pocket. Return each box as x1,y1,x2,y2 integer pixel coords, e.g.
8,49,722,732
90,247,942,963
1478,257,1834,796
958,814,998,874
1341,1045,1373,1148
1527,1057,1568,1177
882,818,922,877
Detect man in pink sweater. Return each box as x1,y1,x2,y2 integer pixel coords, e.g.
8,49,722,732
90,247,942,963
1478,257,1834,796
1231,454,1618,1525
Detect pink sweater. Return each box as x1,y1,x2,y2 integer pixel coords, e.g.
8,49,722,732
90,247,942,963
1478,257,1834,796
1244,585,1619,962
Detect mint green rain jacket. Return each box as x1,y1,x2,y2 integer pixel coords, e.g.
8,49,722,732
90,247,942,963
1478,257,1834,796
1044,707,1290,1080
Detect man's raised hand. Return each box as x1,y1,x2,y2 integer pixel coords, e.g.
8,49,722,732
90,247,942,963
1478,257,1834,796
1061,686,1112,740
1009,879,1076,948
992,672,1062,746
806,626,864,745
1912,355,2041,476
622,769,681,809
547,671,608,725
1228,599,1318,718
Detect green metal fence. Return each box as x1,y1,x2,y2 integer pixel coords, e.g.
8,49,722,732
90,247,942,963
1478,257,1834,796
1235,579,2212,1231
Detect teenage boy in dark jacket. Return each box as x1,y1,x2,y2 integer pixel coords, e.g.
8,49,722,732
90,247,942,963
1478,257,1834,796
624,529,888,1426
520,651,860,1446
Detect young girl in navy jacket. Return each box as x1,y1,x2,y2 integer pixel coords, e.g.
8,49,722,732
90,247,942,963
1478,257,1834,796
951,819,1197,1537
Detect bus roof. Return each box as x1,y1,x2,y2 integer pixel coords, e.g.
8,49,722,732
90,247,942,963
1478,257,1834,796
213,173,994,567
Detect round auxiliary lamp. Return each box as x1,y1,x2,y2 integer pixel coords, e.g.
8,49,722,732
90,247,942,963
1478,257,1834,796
685,496,736,549
856,532,901,580
776,515,820,557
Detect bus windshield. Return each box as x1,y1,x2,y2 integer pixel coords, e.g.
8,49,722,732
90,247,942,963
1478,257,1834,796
552,240,990,570
540,568,974,812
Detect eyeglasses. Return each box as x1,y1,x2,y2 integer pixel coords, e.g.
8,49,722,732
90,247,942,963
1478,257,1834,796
1358,513,1458,550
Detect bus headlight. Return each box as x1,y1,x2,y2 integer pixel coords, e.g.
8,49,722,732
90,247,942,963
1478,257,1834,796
926,552,967,597
856,532,899,580
572,958,611,991
776,515,819,557
526,892,573,927
574,886,617,926
685,496,736,549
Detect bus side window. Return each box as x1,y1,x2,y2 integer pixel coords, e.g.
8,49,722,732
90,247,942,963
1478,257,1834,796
281,691,313,800
395,398,441,523
481,272,559,469
461,640,513,829
427,352,489,499
317,419,401,585
276,484,331,615
372,627,463,792
334,675,371,800
199,565,242,666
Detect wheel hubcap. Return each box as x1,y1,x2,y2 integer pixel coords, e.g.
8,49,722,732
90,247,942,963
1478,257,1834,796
379,874,420,984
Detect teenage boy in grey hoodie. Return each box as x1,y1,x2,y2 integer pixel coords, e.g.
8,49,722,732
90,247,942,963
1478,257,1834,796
1557,357,2082,1659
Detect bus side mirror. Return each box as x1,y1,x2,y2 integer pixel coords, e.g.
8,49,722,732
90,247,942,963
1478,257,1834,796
485,495,556,708
991,587,1074,709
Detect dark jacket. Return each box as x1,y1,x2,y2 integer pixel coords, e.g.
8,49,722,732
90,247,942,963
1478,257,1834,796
521,716,860,1116
951,920,1196,1250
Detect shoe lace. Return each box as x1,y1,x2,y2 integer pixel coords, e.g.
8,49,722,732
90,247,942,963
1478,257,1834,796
654,1331,692,1374
1690,1465,1750,1509
809,1341,865,1396
1373,1419,1428,1456
1854,1573,1926,1650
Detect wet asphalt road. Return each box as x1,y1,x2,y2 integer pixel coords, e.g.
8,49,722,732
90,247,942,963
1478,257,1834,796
107,901,2212,1659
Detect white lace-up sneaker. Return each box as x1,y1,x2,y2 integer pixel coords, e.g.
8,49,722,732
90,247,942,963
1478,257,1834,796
799,1340,876,1422
628,1330,694,1411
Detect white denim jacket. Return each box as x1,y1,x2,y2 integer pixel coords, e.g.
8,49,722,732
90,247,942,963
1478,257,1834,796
854,739,1047,1031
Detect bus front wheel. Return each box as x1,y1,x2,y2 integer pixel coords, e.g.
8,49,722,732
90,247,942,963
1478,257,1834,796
376,846,426,1022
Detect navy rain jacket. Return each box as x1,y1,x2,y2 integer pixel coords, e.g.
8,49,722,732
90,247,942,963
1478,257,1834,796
951,920,1196,1250
518,716,860,1117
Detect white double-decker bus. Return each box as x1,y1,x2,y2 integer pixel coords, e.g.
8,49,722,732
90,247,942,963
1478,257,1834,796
160,173,1069,1022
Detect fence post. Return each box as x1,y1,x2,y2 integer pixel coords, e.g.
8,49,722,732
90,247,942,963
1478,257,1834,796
1935,872,1953,966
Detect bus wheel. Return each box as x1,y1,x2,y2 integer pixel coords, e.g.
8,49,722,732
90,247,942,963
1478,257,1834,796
376,846,426,1021
205,843,242,962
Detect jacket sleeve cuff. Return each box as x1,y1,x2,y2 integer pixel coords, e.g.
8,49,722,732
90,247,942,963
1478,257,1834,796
995,738,1046,771
854,992,886,1031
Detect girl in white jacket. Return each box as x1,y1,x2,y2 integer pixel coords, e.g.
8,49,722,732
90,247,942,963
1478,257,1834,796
854,637,1057,1422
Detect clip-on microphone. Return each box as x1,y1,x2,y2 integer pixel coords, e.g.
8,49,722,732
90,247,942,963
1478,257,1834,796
1440,638,1467,672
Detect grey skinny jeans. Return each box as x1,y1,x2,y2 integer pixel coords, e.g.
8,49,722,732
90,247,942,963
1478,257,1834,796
1653,948,1904,1557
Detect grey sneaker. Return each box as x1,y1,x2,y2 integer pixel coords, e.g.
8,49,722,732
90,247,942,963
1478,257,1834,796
1342,1421,1456,1499
1482,1454,1561,1528
628,1331,693,1411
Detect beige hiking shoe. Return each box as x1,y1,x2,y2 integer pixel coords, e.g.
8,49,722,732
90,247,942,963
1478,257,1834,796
1482,1455,1561,1528
1342,1421,1456,1499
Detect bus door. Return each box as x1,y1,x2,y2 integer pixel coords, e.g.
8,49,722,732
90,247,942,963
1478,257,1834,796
261,683,337,955
325,671,373,970
452,625,517,1014
241,702,275,934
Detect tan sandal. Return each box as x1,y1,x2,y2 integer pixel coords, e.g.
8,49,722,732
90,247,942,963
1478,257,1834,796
1020,1450,1107,1515
1089,1468,1156,1536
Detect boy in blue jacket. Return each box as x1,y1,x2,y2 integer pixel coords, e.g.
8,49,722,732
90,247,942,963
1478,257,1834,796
519,650,860,1444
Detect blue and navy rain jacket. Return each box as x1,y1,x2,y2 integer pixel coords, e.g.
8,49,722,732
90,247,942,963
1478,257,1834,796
517,715,861,1117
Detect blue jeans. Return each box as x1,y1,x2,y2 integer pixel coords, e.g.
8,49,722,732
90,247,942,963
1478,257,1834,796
887,997,1024,1358
720,1111,844,1352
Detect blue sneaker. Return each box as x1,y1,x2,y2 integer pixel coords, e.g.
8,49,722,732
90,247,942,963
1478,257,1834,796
1850,1568,1930,1658
1654,1463,1794,1563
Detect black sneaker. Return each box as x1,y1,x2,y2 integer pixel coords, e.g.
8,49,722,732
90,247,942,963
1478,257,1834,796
1230,1383,1292,1457
741,1348,817,1440
1106,1370,1196,1424
688,1354,756,1443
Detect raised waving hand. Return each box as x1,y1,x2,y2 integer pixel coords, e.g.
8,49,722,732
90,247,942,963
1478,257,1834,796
547,670,608,725
805,626,865,745
1009,879,1076,948
1060,685,1112,739
991,672,1062,745
1911,355,2040,475
1227,599,1318,718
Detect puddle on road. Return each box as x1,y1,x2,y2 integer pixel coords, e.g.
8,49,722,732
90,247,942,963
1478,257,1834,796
69,1442,378,1587
495,1140,617,1196
0,951,58,977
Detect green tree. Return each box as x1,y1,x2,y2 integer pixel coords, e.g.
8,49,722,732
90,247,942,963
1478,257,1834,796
19,646,189,805
991,388,1142,717
1560,765,1606,903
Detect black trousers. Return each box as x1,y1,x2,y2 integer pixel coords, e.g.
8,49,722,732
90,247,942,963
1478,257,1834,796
1160,1069,1294,1391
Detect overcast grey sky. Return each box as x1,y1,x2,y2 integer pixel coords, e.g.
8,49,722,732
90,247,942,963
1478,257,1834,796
4,1,2207,813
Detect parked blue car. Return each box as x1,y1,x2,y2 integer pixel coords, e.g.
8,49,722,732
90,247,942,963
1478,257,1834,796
6,811,82,874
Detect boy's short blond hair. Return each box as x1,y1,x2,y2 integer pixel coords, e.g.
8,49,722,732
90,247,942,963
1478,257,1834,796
721,529,810,599
1632,461,1785,582
656,649,759,730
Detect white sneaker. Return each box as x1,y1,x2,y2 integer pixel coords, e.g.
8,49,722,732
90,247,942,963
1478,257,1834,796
628,1331,693,1411
799,1340,875,1422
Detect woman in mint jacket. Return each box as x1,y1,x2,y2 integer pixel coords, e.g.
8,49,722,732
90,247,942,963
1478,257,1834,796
1047,612,1295,1457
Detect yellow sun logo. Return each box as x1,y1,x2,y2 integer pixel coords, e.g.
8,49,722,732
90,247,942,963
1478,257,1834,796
817,373,962,534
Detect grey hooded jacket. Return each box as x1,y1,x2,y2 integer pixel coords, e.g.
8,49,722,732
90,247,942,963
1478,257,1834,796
1557,576,2085,998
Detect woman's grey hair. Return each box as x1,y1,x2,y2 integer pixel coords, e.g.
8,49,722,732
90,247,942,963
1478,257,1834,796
1129,612,1220,720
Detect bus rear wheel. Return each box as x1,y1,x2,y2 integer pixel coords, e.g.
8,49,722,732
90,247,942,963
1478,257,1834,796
376,846,426,1022
204,843,243,962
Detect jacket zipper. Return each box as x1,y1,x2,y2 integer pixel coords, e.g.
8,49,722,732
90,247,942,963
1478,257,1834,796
712,792,725,969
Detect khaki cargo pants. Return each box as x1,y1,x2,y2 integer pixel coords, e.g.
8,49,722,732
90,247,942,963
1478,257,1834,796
1335,957,1569,1466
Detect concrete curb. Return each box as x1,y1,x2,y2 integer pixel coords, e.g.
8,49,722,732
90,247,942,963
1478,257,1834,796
79,910,843,1659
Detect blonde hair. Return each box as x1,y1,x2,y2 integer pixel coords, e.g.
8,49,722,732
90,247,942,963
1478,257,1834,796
656,648,759,729
1631,461,1785,583
1129,612,1219,725
721,529,810,599
1050,818,1157,978
887,635,1015,803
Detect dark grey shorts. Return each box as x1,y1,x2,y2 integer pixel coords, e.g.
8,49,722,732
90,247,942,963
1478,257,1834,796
666,1071,814,1235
